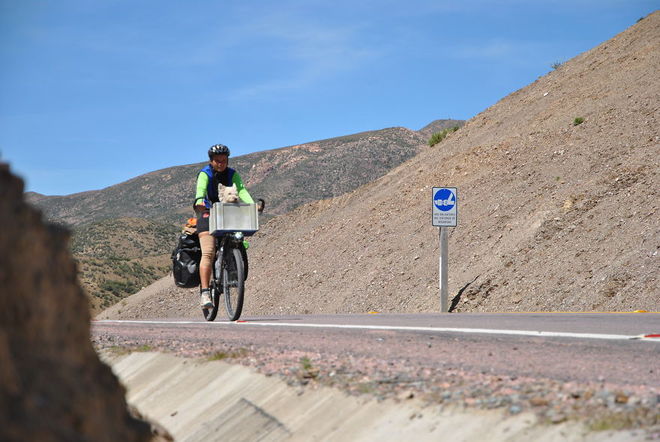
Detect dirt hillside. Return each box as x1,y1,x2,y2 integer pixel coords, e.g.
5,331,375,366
101,12,659,319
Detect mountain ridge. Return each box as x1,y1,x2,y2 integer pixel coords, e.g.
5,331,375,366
28,123,459,226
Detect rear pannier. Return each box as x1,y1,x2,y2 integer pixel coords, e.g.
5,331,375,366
171,233,201,288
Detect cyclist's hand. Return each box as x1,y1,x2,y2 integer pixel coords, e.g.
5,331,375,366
194,204,207,214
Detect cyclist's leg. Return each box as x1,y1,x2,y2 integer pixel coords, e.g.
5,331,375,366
196,208,215,289
199,232,215,289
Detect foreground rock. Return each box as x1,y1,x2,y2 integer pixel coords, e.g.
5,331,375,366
0,164,153,441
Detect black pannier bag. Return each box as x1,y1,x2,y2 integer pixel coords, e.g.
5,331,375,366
171,233,201,288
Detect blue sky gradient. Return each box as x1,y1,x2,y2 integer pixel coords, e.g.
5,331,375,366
1,0,657,195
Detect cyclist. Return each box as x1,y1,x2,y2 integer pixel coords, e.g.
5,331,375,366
194,144,254,309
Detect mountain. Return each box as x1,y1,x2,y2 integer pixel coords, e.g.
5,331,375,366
28,126,449,227
24,191,47,202
100,12,659,319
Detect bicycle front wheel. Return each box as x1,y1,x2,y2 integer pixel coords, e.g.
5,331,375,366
223,247,245,321
202,280,220,322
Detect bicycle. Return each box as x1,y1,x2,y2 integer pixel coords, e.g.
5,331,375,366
202,199,264,321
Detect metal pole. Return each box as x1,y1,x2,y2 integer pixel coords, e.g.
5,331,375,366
439,226,448,312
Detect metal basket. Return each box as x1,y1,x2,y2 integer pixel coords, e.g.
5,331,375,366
209,202,259,236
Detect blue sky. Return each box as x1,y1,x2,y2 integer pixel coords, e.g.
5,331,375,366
1,1,656,196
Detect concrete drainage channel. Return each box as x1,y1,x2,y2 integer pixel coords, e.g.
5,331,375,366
100,351,643,442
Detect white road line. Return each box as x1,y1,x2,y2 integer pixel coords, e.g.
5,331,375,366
94,320,660,342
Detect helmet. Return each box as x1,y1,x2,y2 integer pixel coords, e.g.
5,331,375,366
208,143,230,159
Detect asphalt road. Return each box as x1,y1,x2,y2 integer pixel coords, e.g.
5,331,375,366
216,312,659,337
98,312,660,333
93,313,660,386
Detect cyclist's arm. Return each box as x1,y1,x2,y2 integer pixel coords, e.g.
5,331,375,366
232,172,254,204
194,171,208,206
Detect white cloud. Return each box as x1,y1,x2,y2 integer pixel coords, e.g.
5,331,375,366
209,10,383,99
450,39,559,67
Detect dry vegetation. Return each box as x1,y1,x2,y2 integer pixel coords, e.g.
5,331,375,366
70,218,179,312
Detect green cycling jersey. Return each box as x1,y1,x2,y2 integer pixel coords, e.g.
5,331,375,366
194,170,254,206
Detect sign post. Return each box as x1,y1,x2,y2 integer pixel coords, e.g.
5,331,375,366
432,187,457,313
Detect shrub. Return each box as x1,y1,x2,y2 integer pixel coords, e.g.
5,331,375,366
573,117,584,126
208,348,248,361
100,279,138,297
551,61,564,70
299,356,319,379
428,126,460,147
300,357,313,371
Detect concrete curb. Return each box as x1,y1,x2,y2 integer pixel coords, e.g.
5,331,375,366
101,351,645,441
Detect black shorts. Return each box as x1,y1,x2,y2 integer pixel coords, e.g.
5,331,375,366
197,210,211,233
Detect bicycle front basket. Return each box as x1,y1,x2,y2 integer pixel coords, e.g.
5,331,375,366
209,202,259,236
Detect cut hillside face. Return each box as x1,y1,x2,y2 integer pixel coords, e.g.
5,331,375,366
243,12,659,315
0,164,152,441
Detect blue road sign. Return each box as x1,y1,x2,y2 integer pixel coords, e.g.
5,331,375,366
434,188,456,211
432,187,457,227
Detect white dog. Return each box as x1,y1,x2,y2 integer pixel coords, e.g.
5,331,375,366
219,183,239,203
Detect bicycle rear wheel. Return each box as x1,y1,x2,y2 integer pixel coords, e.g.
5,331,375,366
223,247,245,321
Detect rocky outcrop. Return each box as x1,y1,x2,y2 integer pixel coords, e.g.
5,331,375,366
0,163,152,441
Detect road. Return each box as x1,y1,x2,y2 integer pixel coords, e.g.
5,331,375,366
93,312,660,385
95,311,660,334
